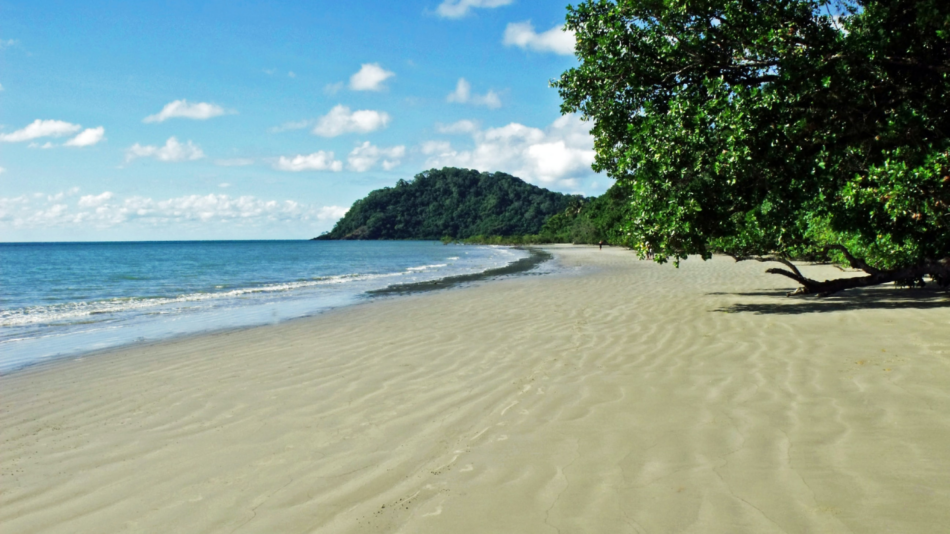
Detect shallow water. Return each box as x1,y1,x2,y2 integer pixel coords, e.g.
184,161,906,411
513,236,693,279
0,240,526,372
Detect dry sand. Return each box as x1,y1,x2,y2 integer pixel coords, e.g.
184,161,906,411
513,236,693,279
2,246,950,533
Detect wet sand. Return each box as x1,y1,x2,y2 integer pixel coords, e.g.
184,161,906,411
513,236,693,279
2,246,950,533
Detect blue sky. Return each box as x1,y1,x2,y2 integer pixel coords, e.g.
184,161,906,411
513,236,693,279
0,0,602,241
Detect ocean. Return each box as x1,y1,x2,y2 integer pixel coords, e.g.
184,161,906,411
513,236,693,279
0,240,530,373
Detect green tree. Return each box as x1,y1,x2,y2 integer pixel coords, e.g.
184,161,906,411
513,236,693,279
315,167,578,240
555,0,950,295
539,183,630,243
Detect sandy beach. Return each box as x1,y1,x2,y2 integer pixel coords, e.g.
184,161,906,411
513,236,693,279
2,246,950,533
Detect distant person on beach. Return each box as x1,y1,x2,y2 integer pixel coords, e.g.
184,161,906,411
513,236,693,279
598,240,604,250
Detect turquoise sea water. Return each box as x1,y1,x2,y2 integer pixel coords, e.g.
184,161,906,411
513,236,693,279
0,241,527,373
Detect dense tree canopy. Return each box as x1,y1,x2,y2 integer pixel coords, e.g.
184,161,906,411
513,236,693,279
555,0,950,294
539,183,631,244
315,167,577,240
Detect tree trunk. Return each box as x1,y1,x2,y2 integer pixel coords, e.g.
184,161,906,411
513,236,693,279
734,251,950,297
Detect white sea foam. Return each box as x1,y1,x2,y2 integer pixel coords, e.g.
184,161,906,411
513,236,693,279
0,272,410,327
406,263,448,271
0,259,498,328
0,242,532,374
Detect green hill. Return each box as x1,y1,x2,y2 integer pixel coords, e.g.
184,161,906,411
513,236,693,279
314,167,579,240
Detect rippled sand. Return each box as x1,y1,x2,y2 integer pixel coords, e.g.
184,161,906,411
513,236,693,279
2,247,950,533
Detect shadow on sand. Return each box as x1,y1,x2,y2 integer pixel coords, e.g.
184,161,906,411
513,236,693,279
710,287,950,315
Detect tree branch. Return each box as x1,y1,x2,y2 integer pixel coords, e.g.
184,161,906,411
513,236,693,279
731,254,807,279
764,267,807,283
822,244,883,275
883,56,950,74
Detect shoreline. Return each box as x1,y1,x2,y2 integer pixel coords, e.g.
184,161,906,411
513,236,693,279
367,246,553,296
3,246,950,533
0,244,549,376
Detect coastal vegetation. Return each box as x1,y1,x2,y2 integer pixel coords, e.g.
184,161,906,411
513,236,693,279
315,167,604,242
556,0,950,295
454,183,631,245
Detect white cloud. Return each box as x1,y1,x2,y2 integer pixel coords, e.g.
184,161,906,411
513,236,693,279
78,191,113,208
503,21,576,55
143,100,228,123
0,119,82,142
215,158,254,167
274,151,343,172
312,105,391,137
288,71,297,78
435,0,513,18
436,119,479,134
347,142,406,172
349,63,395,91
64,126,105,147
317,205,349,220
0,191,348,229
43,188,80,204
421,140,454,156
0,167,5,174
219,183,231,188
0,82,4,91
421,114,596,187
446,78,501,108
126,137,205,163
2,122,103,149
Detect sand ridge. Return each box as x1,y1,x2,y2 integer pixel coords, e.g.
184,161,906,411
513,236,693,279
2,247,950,533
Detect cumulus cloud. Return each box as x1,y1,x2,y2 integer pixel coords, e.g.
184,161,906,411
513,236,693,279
421,114,596,186
0,191,350,230
64,126,105,147
0,167,5,174
312,105,391,137
143,100,228,123
421,140,454,156
436,119,479,134
0,119,82,143
274,151,343,172
126,137,205,163
503,21,576,55
45,188,80,203
78,191,114,208
215,158,254,167
349,63,395,91
347,142,406,172
317,205,349,220
435,0,513,18
446,78,501,109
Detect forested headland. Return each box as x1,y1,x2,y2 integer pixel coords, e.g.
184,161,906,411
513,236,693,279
313,167,626,244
